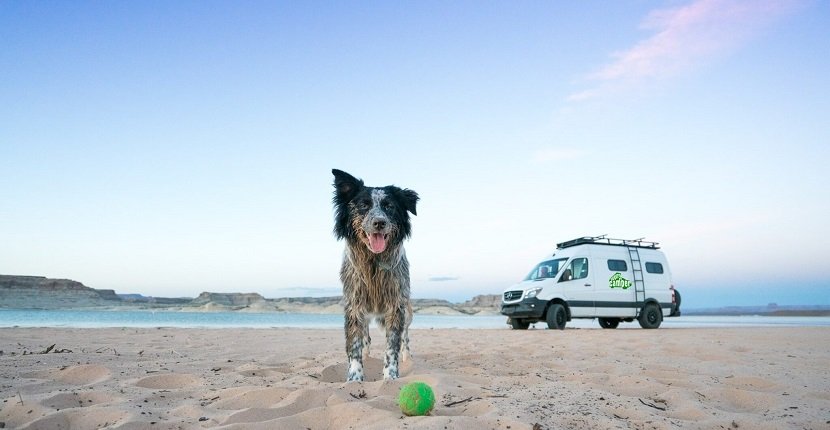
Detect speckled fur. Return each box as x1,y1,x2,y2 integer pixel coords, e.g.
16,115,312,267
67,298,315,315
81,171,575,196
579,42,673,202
331,169,418,382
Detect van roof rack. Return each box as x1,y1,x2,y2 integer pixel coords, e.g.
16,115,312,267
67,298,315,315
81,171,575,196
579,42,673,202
556,235,660,250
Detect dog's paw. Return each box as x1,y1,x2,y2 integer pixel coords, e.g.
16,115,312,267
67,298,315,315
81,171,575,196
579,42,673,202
346,369,364,382
382,366,399,380
347,359,364,382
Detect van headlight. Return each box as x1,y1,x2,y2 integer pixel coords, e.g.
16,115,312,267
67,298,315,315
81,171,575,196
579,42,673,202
525,288,542,299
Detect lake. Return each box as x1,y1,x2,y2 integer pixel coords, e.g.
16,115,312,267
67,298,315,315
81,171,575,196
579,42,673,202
2,309,830,329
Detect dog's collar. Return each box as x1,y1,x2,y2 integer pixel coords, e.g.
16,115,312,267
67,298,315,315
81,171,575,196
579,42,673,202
377,261,393,271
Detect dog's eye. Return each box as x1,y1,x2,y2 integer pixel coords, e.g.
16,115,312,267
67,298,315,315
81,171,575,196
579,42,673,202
383,202,395,211
356,200,371,210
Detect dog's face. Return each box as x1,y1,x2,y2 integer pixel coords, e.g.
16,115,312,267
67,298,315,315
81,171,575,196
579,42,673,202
332,169,419,254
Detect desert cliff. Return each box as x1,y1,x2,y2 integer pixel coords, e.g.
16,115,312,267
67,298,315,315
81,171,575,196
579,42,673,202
0,275,501,315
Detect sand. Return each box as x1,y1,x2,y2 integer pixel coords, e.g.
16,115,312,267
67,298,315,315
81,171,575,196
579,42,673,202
1,326,828,429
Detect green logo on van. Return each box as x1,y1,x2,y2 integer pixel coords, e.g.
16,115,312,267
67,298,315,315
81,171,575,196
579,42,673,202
609,273,632,289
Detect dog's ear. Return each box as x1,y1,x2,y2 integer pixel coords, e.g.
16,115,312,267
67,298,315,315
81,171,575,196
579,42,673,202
332,169,364,241
332,169,363,203
399,188,419,216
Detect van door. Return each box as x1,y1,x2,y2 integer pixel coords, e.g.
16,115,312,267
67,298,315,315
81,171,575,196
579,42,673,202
594,256,637,318
557,256,595,317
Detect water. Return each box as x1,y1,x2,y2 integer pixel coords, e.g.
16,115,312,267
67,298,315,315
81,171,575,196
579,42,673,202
0,309,507,329
1,309,829,329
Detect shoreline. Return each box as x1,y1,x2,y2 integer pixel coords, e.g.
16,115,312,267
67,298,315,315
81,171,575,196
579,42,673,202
4,275,830,317
3,306,830,318
2,327,829,429
2,310,830,332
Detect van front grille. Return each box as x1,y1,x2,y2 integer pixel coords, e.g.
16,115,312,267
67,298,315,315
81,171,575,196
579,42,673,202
503,290,523,302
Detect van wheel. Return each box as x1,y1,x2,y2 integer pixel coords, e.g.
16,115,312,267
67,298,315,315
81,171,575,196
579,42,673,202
546,304,567,330
638,303,662,329
598,318,620,329
510,318,530,330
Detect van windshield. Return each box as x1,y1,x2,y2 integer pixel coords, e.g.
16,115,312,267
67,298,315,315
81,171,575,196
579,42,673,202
524,258,568,281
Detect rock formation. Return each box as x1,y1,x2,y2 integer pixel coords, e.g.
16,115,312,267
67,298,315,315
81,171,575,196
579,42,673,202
0,275,504,315
191,292,266,307
0,275,121,309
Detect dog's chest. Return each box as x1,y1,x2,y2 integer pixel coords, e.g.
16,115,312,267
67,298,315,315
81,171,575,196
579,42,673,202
341,250,407,312
356,264,399,299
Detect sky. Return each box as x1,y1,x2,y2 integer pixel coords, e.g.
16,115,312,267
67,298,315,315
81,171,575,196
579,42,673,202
2,0,828,309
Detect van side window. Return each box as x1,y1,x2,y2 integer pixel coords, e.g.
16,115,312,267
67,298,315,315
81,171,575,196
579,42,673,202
645,262,664,274
560,258,589,282
607,259,627,271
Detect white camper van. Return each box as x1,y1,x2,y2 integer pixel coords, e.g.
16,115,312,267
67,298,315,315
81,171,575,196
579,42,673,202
501,236,681,330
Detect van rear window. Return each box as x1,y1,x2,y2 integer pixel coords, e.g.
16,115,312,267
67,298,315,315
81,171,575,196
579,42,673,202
645,262,664,274
607,259,627,271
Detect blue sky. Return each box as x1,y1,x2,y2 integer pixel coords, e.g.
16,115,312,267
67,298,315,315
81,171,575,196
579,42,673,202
2,0,828,309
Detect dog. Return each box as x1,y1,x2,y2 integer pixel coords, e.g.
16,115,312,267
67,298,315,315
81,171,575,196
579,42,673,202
331,169,419,381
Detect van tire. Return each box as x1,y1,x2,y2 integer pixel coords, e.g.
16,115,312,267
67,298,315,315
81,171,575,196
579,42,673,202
546,304,567,330
598,318,620,329
638,303,662,329
510,318,530,330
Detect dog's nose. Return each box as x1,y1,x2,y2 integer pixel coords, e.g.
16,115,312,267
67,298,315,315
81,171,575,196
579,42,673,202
373,219,387,230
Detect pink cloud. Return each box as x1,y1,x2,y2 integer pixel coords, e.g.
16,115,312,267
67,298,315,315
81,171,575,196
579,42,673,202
568,0,805,102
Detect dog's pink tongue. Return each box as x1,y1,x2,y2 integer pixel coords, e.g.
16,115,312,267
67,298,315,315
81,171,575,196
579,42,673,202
369,233,387,253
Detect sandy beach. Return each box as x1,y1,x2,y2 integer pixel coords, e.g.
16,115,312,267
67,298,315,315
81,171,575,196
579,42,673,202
1,327,828,429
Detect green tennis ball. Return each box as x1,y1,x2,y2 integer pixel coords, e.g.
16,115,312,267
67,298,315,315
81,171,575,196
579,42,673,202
398,381,435,416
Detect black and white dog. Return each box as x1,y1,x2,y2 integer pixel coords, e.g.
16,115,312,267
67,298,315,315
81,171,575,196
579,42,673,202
331,169,418,382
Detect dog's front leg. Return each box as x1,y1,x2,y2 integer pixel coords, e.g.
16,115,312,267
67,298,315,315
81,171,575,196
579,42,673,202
362,323,371,359
345,312,366,382
401,301,413,362
401,324,411,362
383,306,406,380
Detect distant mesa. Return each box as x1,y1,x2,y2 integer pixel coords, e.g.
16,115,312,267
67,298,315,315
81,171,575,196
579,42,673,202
0,274,502,315
0,275,120,309
458,294,501,309
191,292,266,307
